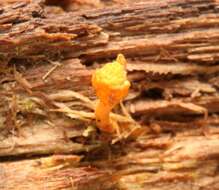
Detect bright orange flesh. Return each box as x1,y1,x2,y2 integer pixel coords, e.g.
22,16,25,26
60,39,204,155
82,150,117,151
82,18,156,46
92,54,130,133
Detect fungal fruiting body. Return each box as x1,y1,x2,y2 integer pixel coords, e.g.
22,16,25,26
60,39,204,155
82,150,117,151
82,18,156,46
92,54,130,133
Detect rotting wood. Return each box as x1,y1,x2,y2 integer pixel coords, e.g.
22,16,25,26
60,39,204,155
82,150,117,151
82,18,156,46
1,0,219,190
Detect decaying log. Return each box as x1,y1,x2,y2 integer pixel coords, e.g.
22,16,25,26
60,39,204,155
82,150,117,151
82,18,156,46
0,155,116,190
1,125,219,190
2,0,219,65
1,0,219,190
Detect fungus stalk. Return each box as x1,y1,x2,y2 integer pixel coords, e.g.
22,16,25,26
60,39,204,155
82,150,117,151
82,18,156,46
92,54,130,133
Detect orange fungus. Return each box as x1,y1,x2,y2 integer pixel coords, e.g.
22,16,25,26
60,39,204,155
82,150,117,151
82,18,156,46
92,54,130,132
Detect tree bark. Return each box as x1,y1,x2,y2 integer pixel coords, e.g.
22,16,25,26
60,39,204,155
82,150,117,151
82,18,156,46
1,0,219,189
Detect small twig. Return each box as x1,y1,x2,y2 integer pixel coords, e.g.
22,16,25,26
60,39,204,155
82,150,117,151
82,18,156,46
50,105,135,123
120,101,134,121
42,61,61,81
49,90,95,109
